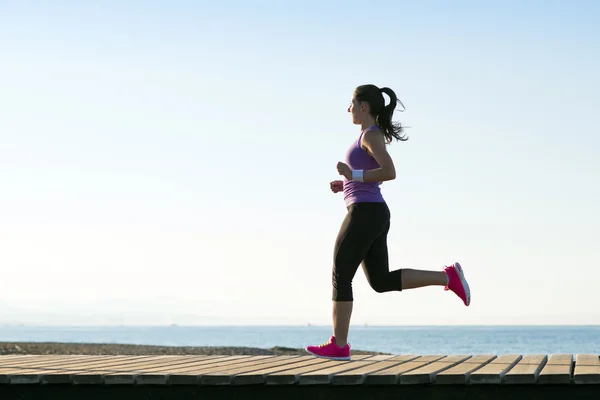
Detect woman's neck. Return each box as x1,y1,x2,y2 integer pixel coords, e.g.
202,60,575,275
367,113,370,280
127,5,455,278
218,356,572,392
360,118,377,132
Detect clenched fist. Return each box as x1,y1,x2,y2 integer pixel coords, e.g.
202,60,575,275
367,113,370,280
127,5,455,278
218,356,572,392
336,162,352,180
330,180,344,193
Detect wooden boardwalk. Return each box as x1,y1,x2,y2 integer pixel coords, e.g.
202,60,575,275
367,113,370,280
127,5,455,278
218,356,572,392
0,353,599,399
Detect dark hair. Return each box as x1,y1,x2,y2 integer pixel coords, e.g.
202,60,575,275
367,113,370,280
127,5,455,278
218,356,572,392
354,84,407,143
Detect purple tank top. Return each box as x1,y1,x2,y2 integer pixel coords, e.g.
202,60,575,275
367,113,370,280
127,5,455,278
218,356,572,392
342,126,385,206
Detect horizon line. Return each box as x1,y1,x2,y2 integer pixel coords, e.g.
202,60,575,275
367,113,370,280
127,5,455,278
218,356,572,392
2,323,600,328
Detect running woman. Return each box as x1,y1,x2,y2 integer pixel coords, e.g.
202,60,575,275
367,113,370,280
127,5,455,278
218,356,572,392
305,84,471,361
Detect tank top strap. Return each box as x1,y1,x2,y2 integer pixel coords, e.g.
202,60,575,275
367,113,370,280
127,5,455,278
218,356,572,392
357,125,379,146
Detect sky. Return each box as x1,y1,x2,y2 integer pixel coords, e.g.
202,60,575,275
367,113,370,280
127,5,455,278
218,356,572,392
1,0,599,326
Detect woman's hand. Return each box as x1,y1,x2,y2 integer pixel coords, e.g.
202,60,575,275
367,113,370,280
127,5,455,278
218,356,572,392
330,180,344,193
336,162,352,180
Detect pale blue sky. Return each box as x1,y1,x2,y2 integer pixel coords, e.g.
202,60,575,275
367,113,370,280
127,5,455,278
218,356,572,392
1,0,599,326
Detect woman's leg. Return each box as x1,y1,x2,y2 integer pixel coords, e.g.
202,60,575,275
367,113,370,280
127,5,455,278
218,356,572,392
305,203,387,359
362,213,470,305
401,269,447,289
330,204,379,346
332,301,353,347
363,229,447,290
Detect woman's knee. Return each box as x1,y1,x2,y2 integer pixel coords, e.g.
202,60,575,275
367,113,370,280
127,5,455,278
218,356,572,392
368,279,388,293
332,271,354,301
367,269,404,294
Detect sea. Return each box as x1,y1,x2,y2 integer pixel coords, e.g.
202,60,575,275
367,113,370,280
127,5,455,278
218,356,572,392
1,325,599,355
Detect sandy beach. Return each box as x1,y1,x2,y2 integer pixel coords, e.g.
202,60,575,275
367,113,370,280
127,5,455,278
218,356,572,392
0,342,388,356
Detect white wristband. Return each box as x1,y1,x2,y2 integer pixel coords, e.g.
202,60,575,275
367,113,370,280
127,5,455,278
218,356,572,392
351,170,364,182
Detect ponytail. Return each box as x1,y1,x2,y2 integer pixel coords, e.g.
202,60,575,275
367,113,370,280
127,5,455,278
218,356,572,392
377,87,407,143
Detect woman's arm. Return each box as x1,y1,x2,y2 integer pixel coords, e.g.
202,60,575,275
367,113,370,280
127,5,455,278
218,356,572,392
360,129,396,182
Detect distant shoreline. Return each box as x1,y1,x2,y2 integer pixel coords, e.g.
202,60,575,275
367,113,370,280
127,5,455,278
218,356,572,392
0,342,388,356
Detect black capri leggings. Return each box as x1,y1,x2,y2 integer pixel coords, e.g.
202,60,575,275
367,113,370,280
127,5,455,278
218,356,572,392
332,201,403,301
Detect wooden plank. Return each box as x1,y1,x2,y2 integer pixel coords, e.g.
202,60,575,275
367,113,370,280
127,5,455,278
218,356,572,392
37,356,178,385
47,355,186,371
538,354,573,384
435,355,496,384
40,368,105,385
296,359,377,385
364,355,446,385
0,357,142,385
38,356,262,385
101,356,217,384
35,366,145,385
332,355,420,385
3,364,121,385
41,368,127,385
264,359,341,385
101,355,218,370
18,355,150,372
469,354,522,384
352,354,417,363
136,355,247,372
232,357,331,385
0,355,36,361
400,355,472,384
40,356,223,384
574,354,600,384
388,354,421,361
504,354,548,384
0,355,60,366
0,367,49,385
265,355,373,385
136,356,248,385
65,355,200,372
0,355,58,365
166,356,276,385
0,355,107,367
131,355,230,372
201,356,307,385
366,355,397,361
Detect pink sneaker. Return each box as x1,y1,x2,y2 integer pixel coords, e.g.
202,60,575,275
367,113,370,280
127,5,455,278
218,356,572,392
305,336,351,360
444,262,471,306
